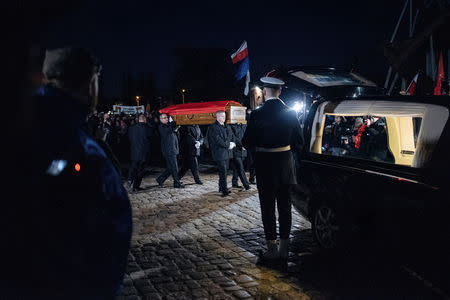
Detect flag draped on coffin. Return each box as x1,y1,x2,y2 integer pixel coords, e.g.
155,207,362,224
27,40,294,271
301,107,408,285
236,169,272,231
231,41,250,96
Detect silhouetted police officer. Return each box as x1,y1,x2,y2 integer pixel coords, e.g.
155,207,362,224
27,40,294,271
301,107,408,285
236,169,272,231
156,113,183,188
243,76,303,266
179,125,204,184
207,110,236,196
15,48,132,298
230,123,250,190
128,114,152,192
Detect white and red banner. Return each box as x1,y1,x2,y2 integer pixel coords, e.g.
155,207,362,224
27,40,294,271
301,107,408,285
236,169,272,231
406,73,419,95
231,41,248,64
231,40,250,96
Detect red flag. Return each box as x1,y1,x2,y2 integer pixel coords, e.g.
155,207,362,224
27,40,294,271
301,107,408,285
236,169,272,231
406,73,419,95
434,52,444,95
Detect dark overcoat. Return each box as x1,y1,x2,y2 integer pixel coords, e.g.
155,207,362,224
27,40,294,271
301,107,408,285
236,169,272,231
182,125,204,157
128,123,152,161
207,121,233,161
230,123,247,158
159,122,179,157
9,85,132,298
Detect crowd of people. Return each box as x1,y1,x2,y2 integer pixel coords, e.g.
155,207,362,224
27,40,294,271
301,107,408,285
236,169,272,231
85,108,257,193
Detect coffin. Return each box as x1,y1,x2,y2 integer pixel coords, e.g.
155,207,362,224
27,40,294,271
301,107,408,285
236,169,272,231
159,101,247,125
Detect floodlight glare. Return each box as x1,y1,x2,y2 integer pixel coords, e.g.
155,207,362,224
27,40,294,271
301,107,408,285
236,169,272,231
292,101,304,113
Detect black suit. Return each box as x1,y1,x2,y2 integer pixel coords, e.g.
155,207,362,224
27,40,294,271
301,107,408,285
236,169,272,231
128,122,152,189
157,122,181,186
243,98,303,240
179,125,203,182
207,121,233,193
230,123,250,188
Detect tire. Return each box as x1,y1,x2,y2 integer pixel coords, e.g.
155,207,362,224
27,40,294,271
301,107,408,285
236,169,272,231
312,203,342,250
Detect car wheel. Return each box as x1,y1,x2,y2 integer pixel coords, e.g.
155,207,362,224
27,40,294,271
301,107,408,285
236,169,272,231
312,204,341,249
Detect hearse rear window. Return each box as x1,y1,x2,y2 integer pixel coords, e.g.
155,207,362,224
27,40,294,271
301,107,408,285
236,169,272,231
309,101,449,168
321,115,421,165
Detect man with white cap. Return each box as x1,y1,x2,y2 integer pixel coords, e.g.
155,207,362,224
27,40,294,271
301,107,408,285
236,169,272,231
243,75,303,267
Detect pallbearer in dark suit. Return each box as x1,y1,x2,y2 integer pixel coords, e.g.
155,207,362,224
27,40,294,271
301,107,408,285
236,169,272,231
128,114,153,192
207,110,236,197
242,76,303,265
156,113,183,188
230,123,250,190
179,125,204,184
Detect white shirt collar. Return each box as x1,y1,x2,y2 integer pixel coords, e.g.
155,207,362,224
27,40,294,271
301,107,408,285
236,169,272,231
264,97,281,102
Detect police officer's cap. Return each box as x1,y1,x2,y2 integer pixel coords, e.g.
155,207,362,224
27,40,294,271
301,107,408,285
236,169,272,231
260,76,285,89
43,48,100,86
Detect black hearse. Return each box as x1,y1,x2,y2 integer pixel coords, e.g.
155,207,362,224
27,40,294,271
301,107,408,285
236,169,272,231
278,67,450,250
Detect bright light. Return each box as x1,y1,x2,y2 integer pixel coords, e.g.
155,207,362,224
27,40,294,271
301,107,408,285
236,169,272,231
181,89,186,93
292,101,304,113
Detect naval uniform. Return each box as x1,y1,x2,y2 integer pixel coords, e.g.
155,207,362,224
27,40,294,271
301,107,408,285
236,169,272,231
242,97,303,240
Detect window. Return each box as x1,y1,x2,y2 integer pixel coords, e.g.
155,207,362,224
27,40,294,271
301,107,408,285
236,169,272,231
321,115,398,164
309,100,449,168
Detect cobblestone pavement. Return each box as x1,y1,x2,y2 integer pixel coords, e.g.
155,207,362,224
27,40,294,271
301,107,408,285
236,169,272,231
118,167,449,300
118,167,324,300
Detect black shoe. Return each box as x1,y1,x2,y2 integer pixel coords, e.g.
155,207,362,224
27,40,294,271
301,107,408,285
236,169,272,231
156,178,164,187
174,184,184,188
221,190,230,197
126,181,133,192
256,250,283,269
249,178,256,184
244,185,251,190
232,184,241,188
195,180,203,185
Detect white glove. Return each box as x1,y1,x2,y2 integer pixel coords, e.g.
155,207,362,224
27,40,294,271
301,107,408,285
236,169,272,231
169,116,173,122
242,147,246,151
195,141,201,149
229,142,236,149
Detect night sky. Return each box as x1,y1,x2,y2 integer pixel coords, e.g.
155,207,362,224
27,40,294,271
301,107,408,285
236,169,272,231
42,0,405,97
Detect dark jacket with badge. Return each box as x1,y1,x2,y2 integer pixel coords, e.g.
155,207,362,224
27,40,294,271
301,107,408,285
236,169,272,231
182,125,204,157
128,122,152,161
230,123,247,158
159,122,179,157
8,85,132,298
207,121,233,161
242,98,303,187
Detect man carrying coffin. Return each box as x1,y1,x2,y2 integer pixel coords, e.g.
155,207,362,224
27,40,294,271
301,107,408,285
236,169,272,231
207,110,236,197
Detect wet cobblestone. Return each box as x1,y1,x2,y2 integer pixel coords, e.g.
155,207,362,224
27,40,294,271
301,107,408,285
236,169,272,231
118,168,321,299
